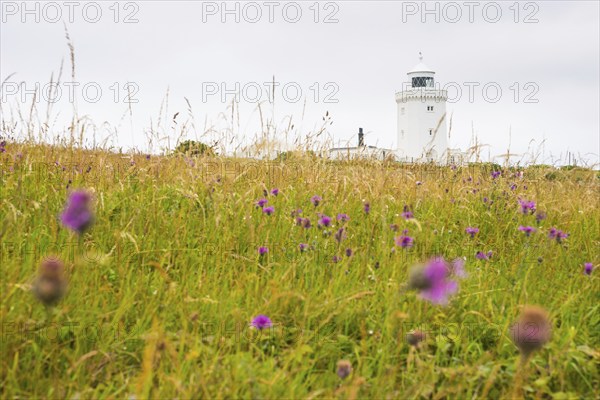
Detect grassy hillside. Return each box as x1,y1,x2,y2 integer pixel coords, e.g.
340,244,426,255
1,143,599,399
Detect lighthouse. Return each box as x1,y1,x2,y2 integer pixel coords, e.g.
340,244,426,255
396,54,449,163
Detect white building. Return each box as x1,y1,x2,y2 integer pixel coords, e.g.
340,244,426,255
396,54,450,163
329,54,464,164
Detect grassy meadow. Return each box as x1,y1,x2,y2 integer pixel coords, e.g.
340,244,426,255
1,143,599,399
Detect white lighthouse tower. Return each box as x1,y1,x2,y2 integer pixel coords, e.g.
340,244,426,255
396,54,448,163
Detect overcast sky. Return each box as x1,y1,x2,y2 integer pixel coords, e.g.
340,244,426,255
1,1,599,165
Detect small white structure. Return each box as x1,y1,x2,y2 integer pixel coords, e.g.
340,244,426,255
329,128,394,161
396,54,449,163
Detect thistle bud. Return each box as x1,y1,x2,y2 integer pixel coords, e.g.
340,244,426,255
32,257,67,306
406,330,425,347
336,360,352,379
510,305,551,358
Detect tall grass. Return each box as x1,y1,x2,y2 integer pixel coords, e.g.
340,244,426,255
1,140,598,398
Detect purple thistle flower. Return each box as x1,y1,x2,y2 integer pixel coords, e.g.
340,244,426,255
60,190,93,234
476,251,493,261
334,227,346,243
452,258,467,278
300,218,312,229
535,211,546,222
337,213,350,222
270,188,279,196
318,215,331,228
394,234,414,248
332,255,341,263
548,227,568,243
145,154,151,160
401,205,414,220
345,248,353,257
299,243,308,252
363,202,371,214
465,227,479,238
311,195,322,207
510,183,517,190
258,246,268,255
518,226,536,236
251,315,272,330
263,206,275,215
491,171,501,179
0,141,6,153
408,257,459,305
518,199,536,215
584,262,593,275
256,198,268,208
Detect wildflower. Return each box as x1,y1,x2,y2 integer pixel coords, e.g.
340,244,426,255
518,226,536,236
518,199,536,215
395,234,414,248
510,306,551,359
310,195,322,207
251,315,272,330
548,227,568,243
535,211,546,222
390,224,399,232
334,227,346,243
510,183,517,190
337,213,350,222
270,188,279,196
299,243,308,252
491,171,501,179
345,248,353,257
465,227,479,238
32,257,67,306
0,141,6,153
145,154,151,160
452,257,467,278
401,205,413,219
332,255,341,263
584,262,593,275
408,257,462,305
256,198,268,208
300,218,312,229
475,251,493,261
263,206,275,215
318,215,331,228
363,202,370,214
60,190,93,234
336,360,352,379
483,197,488,203
291,208,302,217
406,330,425,347
258,247,268,256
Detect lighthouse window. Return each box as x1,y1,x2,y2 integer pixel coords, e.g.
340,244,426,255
429,129,433,135
401,107,405,115
427,106,434,111
412,76,434,88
